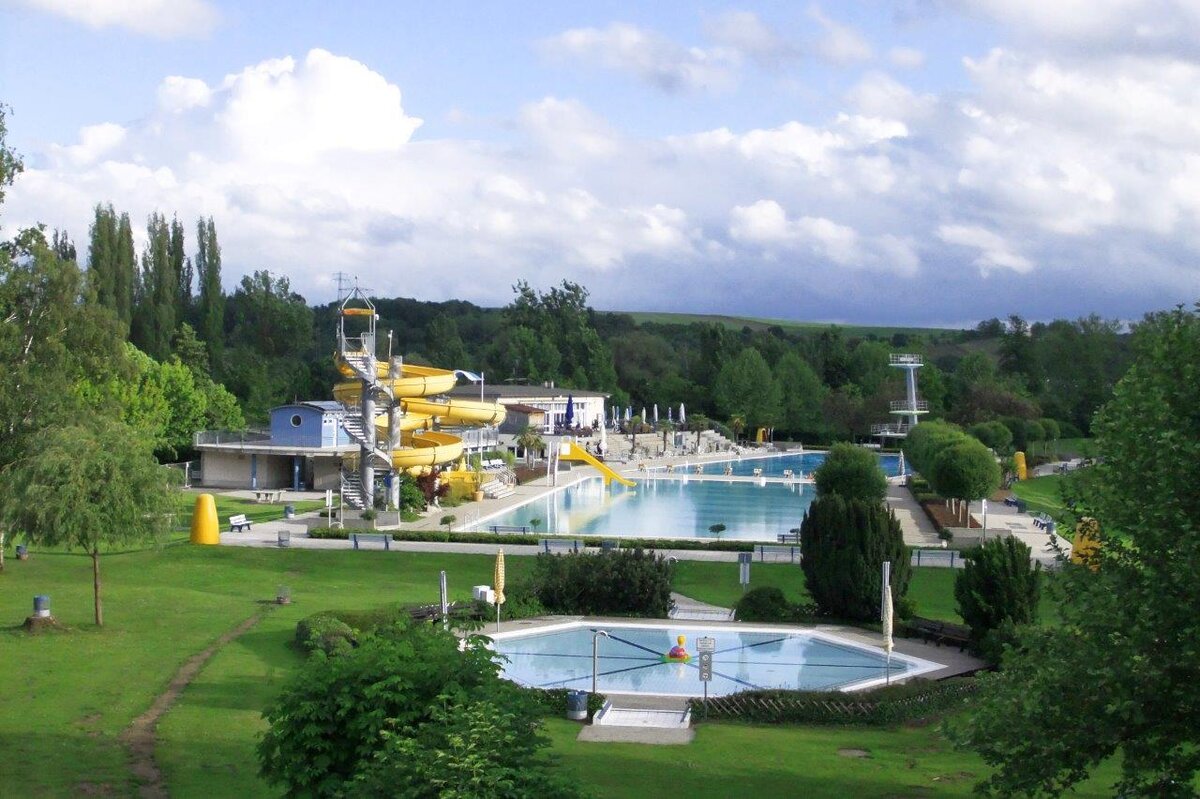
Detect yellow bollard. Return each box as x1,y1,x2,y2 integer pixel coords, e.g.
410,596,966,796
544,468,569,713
1013,451,1027,481
190,494,220,545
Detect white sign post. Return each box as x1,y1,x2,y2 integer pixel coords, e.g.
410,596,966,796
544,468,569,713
738,553,751,591
697,636,716,717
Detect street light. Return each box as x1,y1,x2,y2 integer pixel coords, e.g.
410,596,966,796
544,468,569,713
592,630,610,695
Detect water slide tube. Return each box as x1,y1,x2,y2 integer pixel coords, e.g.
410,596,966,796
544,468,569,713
333,354,506,474
558,441,635,487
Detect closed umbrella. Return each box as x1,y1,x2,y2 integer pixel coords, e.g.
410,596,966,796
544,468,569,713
679,403,686,425
653,404,659,426
641,407,647,426
564,394,574,430
668,407,674,423
882,561,894,684
625,407,631,423
494,548,506,632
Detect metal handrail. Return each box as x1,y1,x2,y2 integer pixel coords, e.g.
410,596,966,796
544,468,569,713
888,353,923,365
193,429,270,446
889,399,929,412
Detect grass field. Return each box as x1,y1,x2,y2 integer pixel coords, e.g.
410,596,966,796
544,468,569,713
1027,437,1095,460
0,541,1067,797
1010,473,1074,523
624,311,959,339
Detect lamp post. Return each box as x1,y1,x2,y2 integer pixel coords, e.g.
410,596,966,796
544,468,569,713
592,630,610,695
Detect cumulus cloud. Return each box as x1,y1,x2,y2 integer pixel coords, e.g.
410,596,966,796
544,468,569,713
15,0,218,38
889,46,926,68
6,39,1200,324
539,23,739,93
938,224,1032,274
704,11,798,65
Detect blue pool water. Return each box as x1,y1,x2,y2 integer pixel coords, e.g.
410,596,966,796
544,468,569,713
473,452,902,542
492,622,933,697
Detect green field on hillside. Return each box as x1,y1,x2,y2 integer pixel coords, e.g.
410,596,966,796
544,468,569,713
624,310,960,338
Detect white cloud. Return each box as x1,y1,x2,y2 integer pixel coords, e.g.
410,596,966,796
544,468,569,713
539,23,739,93
889,47,926,68
704,11,797,65
157,76,212,112
808,5,872,64
16,0,218,38
938,224,1032,274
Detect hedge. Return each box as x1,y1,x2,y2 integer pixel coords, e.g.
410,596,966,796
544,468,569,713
688,678,977,725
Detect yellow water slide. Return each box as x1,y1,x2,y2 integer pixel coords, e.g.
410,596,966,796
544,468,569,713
333,353,506,473
558,441,635,487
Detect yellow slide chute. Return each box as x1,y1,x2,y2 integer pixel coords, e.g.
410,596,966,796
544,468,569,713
334,352,506,474
558,441,635,487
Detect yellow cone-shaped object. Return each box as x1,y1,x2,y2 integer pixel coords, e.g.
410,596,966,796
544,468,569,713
494,549,506,606
190,494,219,545
1013,451,1028,481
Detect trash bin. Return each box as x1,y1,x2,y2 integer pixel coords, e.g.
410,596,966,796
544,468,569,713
1015,499,1027,513
33,595,51,618
284,504,296,519
566,689,588,721
277,531,291,548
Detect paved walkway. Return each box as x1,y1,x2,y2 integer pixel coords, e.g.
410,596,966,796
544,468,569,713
669,592,734,621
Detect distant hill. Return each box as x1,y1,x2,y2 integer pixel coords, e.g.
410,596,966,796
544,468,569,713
619,310,963,339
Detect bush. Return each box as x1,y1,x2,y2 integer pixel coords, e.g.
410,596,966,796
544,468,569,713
734,586,800,622
260,619,580,798
800,495,910,622
1038,418,1061,441
523,549,673,617
813,442,888,502
954,537,1041,662
295,612,357,655
360,509,377,521
967,421,1014,453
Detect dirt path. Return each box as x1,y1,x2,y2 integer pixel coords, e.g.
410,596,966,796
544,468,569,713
119,610,267,798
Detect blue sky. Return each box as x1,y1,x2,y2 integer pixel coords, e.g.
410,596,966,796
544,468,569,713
2,0,1199,325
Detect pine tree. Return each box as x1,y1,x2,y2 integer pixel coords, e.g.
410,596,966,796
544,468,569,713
195,216,224,368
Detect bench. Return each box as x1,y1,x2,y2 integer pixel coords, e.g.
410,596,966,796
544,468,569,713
755,544,801,563
776,531,801,544
229,514,252,532
540,538,583,554
489,524,530,534
253,489,283,503
351,533,391,551
907,616,971,650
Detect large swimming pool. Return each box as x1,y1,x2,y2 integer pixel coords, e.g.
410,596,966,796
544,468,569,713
491,621,940,697
473,452,901,542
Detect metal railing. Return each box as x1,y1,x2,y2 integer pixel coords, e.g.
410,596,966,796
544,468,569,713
193,429,270,446
889,353,923,365
889,399,929,413
870,422,911,436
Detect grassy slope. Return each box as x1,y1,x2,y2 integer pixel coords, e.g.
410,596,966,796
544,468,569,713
623,310,958,339
544,718,1120,798
1010,474,1072,522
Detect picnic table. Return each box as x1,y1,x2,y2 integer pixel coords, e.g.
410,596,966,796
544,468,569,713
254,489,283,504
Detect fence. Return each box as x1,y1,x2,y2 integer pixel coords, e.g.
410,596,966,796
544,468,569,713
193,429,270,446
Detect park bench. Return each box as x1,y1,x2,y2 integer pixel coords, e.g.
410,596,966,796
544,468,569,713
907,616,971,650
755,544,801,563
776,531,801,544
540,538,583,554
489,524,530,534
351,533,391,551
910,549,961,568
253,489,283,503
228,514,252,532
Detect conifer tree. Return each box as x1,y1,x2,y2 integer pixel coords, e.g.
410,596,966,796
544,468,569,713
195,216,224,367
169,214,192,324
114,212,135,328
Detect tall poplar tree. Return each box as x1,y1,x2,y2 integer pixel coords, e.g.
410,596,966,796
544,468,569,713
87,204,118,309
195,216,224,367
170,214,192,324
114,212,135,328
133,212,176,360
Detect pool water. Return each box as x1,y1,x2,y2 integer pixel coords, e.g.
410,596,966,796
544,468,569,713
492,622,938,697
473,452,902,542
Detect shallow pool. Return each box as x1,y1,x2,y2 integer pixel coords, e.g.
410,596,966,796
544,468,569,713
491,621,940,697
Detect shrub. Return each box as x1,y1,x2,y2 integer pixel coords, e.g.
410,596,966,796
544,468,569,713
967,421,1014,453
360,508,377,521
1038,418,1061,441
734,586,798,622
930,439,1001,507
523,549,673,617
295,612,357,655
903,420,965,477
260,619,579,798
814,442,888,502
800,494,910,622
955,537,1041,662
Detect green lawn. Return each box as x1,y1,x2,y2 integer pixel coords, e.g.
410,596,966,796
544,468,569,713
624,310,955,339
545,718,1120,798
171,492,327,538
0,541,1063,797
1010,473,1074,523
1028,437,1095,460
674,560,965,622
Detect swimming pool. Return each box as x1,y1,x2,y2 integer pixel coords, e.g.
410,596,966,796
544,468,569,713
491,621,941,697
472,451,901,541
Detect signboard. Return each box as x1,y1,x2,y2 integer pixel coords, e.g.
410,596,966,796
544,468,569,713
697,652,713,682
696,636,716,654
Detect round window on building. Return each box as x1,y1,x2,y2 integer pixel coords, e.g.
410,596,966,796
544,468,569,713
290,414,303,427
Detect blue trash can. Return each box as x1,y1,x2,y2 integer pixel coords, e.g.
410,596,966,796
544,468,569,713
284,504,296,519
566,690,588,721
33,595,50,618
